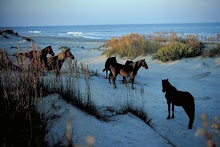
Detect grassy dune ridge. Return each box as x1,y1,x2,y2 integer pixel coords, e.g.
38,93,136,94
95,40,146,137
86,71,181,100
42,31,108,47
103,33,220,61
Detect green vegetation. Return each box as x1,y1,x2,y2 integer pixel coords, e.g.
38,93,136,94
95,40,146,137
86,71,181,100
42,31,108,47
152,35,205,62
102,33,161,59
103,33,208,62
202,44,220,58
154,42,203,62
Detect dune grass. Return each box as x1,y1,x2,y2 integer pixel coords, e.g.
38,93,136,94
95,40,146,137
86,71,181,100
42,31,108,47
153,41,204,62
195,114,220,147
202,44,220,58
0,47,46,146
103,33,208,62
102,33,161,59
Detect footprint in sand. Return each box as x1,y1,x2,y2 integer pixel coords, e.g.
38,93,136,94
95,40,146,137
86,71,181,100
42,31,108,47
193,59,220,79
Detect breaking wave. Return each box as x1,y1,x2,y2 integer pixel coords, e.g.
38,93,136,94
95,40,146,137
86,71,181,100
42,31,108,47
67,32,84,36
28,31,41,33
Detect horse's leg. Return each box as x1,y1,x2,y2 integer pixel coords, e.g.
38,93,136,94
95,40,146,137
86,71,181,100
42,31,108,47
112,74,117,89
172,103,175,118
123,76,127,84
167,102,171,119
109,72,112,84
188,105,195,129
130,76,134,89
106,69,108,79
183,106,194,129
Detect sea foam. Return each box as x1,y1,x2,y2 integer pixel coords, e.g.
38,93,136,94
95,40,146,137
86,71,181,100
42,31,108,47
67,32,84,36
28,31,41,33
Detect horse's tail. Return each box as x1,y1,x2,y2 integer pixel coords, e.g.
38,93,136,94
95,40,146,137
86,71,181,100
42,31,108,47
189,95,195,126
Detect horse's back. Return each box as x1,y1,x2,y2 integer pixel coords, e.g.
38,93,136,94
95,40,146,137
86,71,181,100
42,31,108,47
176,91,194,107
105,57,117,69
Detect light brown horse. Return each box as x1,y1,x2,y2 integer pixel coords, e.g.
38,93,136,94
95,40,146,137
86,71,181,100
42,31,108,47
109,59,148,89
46,49,74,77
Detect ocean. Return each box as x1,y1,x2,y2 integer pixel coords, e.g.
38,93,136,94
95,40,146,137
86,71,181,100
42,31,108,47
1,23,220,40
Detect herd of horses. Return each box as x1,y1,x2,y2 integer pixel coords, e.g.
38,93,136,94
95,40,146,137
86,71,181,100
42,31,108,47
1,46,195,129
18,46,74,77
103,57,194,129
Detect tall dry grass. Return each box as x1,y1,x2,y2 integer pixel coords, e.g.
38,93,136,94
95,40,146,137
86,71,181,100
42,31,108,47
1,41,154,146
195,114,220,147
103,33,161,59
0,44,46,146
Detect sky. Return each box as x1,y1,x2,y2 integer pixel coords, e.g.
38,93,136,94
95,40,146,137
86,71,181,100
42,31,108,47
0,0,220,27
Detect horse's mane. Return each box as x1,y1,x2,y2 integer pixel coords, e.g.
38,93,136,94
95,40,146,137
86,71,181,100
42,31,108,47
132,60,143,70
166,81,177,92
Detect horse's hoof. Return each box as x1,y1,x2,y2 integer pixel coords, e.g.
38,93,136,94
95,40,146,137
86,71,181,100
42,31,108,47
172,116,175,119
167,116,170,119
188,126,192,129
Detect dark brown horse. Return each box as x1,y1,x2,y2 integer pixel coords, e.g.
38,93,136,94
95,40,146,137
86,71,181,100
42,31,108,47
103,57,117,79
125,60,134,65
123,60,134,83
23,46,55,70
110,59,148,89
162,79,195,129
19,46,54,59
46,49,74,77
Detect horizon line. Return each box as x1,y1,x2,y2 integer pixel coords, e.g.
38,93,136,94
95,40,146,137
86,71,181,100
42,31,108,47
1,22,220,28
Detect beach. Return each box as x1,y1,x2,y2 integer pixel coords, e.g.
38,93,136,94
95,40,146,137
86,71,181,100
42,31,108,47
0,24,220,146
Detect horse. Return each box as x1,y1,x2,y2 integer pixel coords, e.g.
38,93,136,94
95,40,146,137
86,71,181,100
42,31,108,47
109,59,148,89
122,60,134,84
103,57,117,79
46,49,74,77
19,45,54,59
20,46,55,70
162,79,195,129
125,60,134,65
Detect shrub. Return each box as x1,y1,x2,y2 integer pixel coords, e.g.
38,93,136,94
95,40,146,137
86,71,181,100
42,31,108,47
203,44,220,57
103,33,161,59
154,42,203,62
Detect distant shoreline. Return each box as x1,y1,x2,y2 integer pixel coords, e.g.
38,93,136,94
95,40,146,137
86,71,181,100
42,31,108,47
1,22,220,28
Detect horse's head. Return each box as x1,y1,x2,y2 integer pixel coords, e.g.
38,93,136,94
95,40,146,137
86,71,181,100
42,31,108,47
162,78,169,93
46,46,55,56
141,59,148,69
108,57,117,63
65,49,74,59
